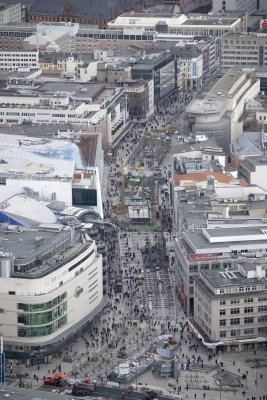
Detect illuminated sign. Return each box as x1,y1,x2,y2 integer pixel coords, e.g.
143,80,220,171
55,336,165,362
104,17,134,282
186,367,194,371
188,253,219,261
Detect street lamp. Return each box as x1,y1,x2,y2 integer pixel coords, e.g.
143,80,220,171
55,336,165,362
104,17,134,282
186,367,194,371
0,331,5,385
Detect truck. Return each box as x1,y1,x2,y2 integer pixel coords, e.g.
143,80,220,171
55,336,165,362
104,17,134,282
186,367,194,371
44,376,65,387
72,382,96,396
115,275,123,292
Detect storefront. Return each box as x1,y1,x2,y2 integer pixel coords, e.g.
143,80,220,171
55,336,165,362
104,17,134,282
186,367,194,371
188,319,267,353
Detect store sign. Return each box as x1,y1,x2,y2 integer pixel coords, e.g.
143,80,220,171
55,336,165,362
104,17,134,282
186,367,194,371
74,286,83,298
260,19,267,29
223,340,239,345
188,253,219,261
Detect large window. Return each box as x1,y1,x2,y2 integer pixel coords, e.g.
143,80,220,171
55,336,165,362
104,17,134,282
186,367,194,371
18,302,67,325
220,331,226,338
230,299,240,304
244,298,253,303
72,188,97,207
231,329,240,337
244,307,253,313
230,308,240,314
17,292,67,312
244,328,254,335
220,319,226,326
230,318,240,325
18,315,67,337
258,316,267,323
258,305,267,312
244,317,254,324
220,309,226,315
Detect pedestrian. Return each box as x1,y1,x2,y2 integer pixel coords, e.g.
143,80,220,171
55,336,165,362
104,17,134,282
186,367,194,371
37,365,40,371
122,392,125,398
195,394,197,399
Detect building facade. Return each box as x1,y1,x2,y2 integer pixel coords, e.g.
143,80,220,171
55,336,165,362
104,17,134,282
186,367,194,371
191,264,267,353
75,27,158,55
0,2,21,25
0,49,38,71
0,223,105,363
220,33,267,68
0,24,35,50
212,0,257,15
108,12,242,37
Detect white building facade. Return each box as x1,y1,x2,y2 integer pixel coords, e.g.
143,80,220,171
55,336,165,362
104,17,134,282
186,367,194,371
0,223,105,364
0,49,38,71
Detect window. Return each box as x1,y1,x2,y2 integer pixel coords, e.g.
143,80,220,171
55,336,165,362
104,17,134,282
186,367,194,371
230,308,240,314
259,327,267,334
230,299,240,304
244,328,254,335
231,329,240,337
220,331,226,338
230,318,240,325
220,300,226,305
258,316,267,323
220,319,226,326
258,305,267,312
220,289,224,294
220,309,226,315
244,298,253,303
245,286,250,292
244,317,254,324
239,287,244,292
258,296,267,302
244,307,253,313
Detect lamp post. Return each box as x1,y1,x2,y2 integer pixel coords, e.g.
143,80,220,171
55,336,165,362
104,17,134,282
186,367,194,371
0,331,5,385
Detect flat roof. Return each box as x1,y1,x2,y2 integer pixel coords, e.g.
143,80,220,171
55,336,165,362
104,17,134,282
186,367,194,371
206,69,245,98
244,156,267,166
38,81,105,99
199,268,266,288
187,98,226,114
182,18,237,26
205,225,267,239
0,224,67,259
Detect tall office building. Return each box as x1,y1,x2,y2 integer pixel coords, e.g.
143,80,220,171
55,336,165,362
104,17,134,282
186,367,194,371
213,0,257,15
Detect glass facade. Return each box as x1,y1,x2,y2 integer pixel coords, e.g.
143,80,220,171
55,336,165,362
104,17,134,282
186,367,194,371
17,292,68,336
18,302,67,325
17,292,67,312
18,315,67,337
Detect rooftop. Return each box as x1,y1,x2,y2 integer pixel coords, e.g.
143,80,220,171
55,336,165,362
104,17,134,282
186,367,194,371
0,133,86,177
187,98,226,114
173,171,248,187
198,268,267,288
0,190,56,225
38,81,105,100
206,69,245,99
181,18,237,26
243,155,267,167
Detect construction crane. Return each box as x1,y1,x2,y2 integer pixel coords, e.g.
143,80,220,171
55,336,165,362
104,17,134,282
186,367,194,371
119,164,157,212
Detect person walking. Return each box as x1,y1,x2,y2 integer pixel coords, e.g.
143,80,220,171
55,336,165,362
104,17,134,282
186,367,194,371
122,392,125,398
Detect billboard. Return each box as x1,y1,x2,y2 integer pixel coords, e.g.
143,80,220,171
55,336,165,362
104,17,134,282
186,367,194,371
260,19,267,29
180,283,184,303
192,62,197,77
